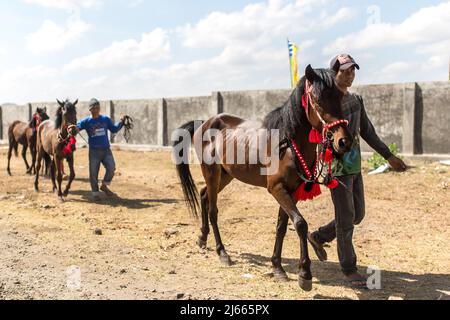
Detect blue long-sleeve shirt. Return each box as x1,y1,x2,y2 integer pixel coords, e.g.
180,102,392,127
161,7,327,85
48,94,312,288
77,115,123,149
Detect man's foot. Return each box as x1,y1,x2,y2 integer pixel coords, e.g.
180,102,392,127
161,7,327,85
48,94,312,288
307,231,328,262
344,272,368,289
100,184,117,197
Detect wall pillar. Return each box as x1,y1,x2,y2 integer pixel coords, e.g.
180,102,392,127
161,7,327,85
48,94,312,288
402,83,418,155
158,99,168,146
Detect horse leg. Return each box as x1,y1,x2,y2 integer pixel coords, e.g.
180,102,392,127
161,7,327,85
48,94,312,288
34,148,44,192
63,156,75,197
55,157,64,201
197,171,234,250
30,139,37,175
271,207,290,281
268,182,312,291
22,144,30,173
50,160,57,193
197,187,210,249
202,165,234,266
7,143,13,176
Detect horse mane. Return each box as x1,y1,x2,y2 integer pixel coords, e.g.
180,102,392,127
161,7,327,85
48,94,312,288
262,68,337,142
262,76,308,142
55,106,63,129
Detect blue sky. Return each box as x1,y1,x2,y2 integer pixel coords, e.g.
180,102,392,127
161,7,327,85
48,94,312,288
0,0,449,103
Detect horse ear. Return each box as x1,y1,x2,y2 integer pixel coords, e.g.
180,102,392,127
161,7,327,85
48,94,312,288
305,65,320,83
73,99,78,106
57,99,64,107
43,107,47,113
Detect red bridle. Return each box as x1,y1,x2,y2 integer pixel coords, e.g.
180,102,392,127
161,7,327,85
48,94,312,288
301,79,348,143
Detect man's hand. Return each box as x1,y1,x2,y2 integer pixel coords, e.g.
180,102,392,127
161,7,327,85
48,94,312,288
388,155,407,172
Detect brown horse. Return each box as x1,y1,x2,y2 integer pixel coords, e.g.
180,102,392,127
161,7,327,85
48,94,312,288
7,107,49,176
34,99,78,201
173,65,352,291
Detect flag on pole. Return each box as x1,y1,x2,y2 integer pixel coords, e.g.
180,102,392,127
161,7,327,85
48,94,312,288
288,39,300,88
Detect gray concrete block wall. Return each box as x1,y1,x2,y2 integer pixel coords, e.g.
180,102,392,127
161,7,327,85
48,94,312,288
417,81,450,154
112,99,162,145
0,104,31,140
220,89,291,121
2,81,449,154
166,96,214,143
351,84,405,153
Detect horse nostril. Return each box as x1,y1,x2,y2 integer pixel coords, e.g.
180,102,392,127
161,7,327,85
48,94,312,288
338,138,347,149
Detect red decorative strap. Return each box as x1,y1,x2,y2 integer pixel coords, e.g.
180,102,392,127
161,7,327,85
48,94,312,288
323,119,349,134
62,136,77,156
290,139,322,202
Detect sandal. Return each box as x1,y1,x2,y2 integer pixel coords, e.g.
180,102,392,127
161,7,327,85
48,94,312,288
345,273,369,290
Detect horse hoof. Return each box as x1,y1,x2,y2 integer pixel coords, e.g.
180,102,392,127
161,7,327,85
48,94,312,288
298,277,313,292
197,237,207,249
63,191,69,197
273,269,289,282
59,197,65,203
219,253,233,267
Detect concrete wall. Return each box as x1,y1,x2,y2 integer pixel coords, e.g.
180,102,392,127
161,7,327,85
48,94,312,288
166,96,214,143
417,81,450,154
2,81,449,154
112,99,162,145
220,89,290,121
351,84,406,153
0,104,31,140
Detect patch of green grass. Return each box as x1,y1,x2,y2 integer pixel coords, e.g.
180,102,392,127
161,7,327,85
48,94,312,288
367,143,400,170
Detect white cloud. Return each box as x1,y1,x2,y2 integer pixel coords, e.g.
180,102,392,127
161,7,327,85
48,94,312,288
24,0,103,10
26,13,91,54
64,28,171,70
416,39,450,68
0,65,59,103
2,0,360,102
323,1,450,55
179,0,354,49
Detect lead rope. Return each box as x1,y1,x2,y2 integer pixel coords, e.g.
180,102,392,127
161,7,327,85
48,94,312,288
122,116,134,143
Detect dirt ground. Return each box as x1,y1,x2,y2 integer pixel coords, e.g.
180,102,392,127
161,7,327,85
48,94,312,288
0,147,449,300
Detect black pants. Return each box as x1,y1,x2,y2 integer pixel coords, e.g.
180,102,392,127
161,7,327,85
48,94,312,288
316,173,366,275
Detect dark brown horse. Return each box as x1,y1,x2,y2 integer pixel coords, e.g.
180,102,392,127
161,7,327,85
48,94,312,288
35,99,78,201
173,65,352,291
7,107,49,176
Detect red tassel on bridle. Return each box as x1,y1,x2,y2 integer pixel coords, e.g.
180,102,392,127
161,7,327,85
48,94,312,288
62,136,77,156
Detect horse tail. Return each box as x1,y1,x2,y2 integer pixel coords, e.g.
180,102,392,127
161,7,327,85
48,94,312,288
173,120,204,218
8,121,20,157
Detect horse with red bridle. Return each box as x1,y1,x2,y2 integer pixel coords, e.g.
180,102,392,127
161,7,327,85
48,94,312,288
34,99,78,201
173,65,352,291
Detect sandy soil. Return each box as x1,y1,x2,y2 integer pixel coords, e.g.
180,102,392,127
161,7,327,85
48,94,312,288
0,147,449,300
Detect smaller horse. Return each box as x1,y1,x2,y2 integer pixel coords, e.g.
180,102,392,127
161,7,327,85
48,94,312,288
35,99,78,201
7,107,49,176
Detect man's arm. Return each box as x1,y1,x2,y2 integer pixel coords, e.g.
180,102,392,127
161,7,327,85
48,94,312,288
107,117,124,134
359,96,392,160
359,96,407,171
77,118,86,132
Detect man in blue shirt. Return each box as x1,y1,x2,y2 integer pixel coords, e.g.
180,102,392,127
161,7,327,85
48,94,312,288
77,98,125,200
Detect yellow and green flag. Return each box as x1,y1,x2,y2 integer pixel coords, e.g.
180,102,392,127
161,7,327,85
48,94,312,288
288,39,300,88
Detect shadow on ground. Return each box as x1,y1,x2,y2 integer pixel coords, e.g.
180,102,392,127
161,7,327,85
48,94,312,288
69,190,180,210
238,252,450,300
